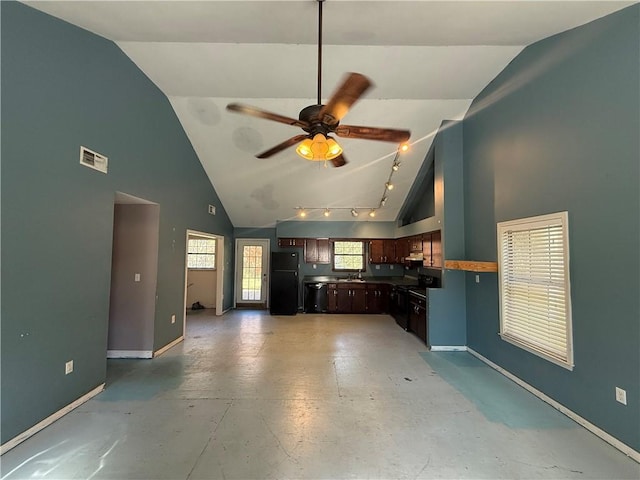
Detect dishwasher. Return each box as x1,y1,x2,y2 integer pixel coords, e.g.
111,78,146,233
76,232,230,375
304,283,328,313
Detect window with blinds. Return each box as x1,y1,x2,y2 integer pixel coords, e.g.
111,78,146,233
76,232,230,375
497,212,573,370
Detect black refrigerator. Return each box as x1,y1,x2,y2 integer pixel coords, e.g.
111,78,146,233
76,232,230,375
270,252,299,315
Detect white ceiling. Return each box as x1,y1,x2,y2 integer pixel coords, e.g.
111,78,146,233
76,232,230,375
25,0,635,227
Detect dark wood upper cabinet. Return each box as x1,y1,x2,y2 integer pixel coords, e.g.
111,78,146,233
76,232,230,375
304,238,330,264
422,232,432,266
278,237,304,248
369,239,398,264
395,237,410,263
369,240,384,263
422,230,442,268
409,235,423,253
431,230,442,268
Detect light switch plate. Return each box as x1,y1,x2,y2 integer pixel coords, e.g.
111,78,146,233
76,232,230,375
134,273,141,282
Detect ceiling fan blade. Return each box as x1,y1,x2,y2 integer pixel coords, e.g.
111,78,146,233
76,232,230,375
319,73,372,126
256,134,309,159
227,103,309,129
335,125,411,143
330,154,348,168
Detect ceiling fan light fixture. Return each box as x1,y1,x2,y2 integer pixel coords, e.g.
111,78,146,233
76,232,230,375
296,134,343,161
325,137,342,159
296,139,314,160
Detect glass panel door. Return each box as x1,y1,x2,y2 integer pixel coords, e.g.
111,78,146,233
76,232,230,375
241,245,263,301
235,239,269,305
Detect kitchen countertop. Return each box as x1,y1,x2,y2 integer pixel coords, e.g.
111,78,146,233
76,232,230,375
302,276,425,287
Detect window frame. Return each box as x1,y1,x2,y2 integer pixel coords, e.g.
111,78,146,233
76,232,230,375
332,240,366,272
187,237,217,270
497,211,574,370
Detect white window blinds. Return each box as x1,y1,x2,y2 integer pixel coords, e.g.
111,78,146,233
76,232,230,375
497,212,573,370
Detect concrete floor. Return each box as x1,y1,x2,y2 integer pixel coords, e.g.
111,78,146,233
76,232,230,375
2,310,638,479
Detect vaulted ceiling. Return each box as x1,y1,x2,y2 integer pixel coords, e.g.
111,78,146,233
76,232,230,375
25,1,634,227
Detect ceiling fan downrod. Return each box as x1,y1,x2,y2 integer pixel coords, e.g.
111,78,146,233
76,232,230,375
317,0,324,106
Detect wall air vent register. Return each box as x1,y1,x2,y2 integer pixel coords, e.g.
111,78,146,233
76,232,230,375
80,146,108,174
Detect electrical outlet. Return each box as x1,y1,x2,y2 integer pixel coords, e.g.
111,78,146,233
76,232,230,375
475,274,480,283
171,314,176,324
615,387,627,405
65,360,74,375
208,204,216,215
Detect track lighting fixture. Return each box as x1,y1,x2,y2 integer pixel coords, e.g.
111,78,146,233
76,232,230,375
293,142,409,220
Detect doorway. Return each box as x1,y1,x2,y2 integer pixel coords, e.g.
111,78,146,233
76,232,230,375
183,230,225,328
107,192,159,359
235,239,270,309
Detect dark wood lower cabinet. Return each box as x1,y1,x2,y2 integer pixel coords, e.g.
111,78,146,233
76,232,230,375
326,282,387,314
327,284,339,313
366,284,389,313
409,292,428,346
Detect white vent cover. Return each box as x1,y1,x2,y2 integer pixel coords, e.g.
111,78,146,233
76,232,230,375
80,146,108,174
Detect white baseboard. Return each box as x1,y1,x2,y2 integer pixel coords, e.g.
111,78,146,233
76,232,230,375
153,335,184,357
430,346,468,352
107,350,153,359
467,347,640,463
0,383,105,455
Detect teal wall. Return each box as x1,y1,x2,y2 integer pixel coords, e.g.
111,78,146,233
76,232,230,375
276,220,396,239
463,5,639,450
1,2,234,443
428,121,466,347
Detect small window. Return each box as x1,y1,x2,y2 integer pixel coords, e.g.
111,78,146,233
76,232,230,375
497,212,573,370
187,237,216,269
333,241,365,271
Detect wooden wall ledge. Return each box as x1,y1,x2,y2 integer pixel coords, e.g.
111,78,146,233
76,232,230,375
445,260,498,272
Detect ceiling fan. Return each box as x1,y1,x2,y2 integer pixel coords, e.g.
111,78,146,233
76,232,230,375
226,0,410,167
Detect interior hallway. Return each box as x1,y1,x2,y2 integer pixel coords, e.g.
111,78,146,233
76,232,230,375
1,311,638,479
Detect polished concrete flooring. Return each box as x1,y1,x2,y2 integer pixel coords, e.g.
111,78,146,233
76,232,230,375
2,310,638,479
